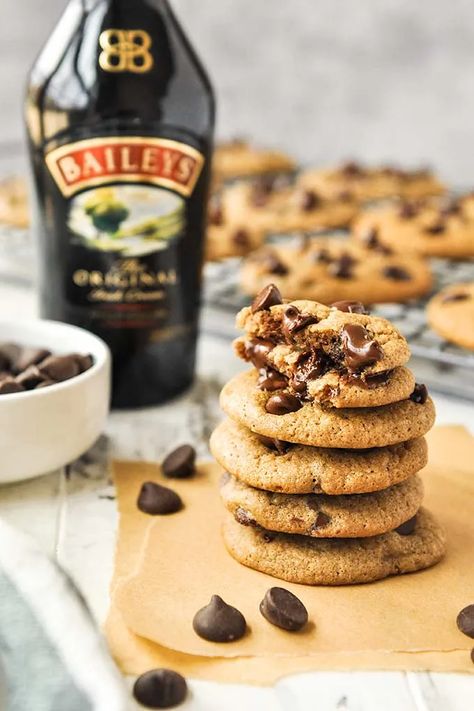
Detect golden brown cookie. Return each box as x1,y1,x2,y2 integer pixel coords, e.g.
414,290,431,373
298,162,445,203
235,296,412,408
0,177,29,228
427,282,474,350
221,180,357,234
213,140,296,181
210,419,428,495
352,194,474,259
223,508,446,585
220,370,436,449
220,473,424,538
240,238,433,303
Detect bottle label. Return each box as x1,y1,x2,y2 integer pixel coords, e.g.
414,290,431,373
45,136,205,334
46,136,204,197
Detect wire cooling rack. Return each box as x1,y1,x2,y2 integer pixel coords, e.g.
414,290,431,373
202,257,474,401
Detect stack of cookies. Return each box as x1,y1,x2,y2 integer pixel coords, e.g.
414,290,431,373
210,285,446,585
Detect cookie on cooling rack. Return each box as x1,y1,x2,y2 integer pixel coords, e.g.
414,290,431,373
427,282,474,351
353,193,474,259
220,178,357,234
213,139,296,181
297,161,445,203
240,236,433,304
0,177,29,229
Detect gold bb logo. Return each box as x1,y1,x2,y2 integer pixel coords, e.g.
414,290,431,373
99,29,154,73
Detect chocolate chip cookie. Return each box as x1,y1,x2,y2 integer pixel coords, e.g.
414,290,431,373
220,370,435,448
235,296,413,408
427,282,474,350
353,194,474,259
220,473,424,538
210,419,428,495
298,161,445,203
0,176,29,228
213,139,296,181
240,238,433,303
222,508,446,585
221,180,357,234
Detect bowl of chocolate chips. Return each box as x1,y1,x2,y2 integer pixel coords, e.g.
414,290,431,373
0,319,110,483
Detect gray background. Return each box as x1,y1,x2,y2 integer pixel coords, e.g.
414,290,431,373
2,0,474,184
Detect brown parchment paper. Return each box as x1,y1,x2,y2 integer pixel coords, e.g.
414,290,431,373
105,426,474,681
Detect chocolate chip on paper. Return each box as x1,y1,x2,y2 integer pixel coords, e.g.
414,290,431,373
133,668,188,709
193,595,247,642
457,605,474,639
162,444,196,479
260,587,308,632
137,482,183,515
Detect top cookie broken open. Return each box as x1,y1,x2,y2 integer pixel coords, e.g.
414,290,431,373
235,292,412,408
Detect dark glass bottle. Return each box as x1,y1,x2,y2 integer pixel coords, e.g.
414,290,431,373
25,0,215,408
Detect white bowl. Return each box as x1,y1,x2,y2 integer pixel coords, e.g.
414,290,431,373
0,320,111,484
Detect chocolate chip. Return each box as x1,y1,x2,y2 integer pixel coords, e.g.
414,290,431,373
209,196,224,226
232,228,249,248
362,228,393,255
341,161,363,177
311,511,331,530
300,189,320,211
362,227,379,248
410,383,428,404
0,343,21,372
245,338,274,368
15,347,51,373
162,445,196,479
442,292,470,304
133,668,188,709
256,434,292,455
257,368,287,391
137,482,182,515
289,374,307,395
282,305,318,338
395,515,417,535
15,365,45,389
457,605,474,639
383,265,411,281
439,198,461,217
261,253,288,276
340,324,383,372
424,221,446,235
234,507,257,526
259,587,308,632
38,354,81,382
265,392,302,415
295,349,329,381
331,300,368,314
311,247,332,264
74,353,94,372
363,370,391,388
35,379,56,389
328,253,355,279
251,284,283,313
398,202,419,219
0,378,25,394
193,595,247,642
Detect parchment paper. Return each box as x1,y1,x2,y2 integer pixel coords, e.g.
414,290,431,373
106,427,474,680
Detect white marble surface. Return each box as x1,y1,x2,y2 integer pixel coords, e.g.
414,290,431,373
0,281,474,709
